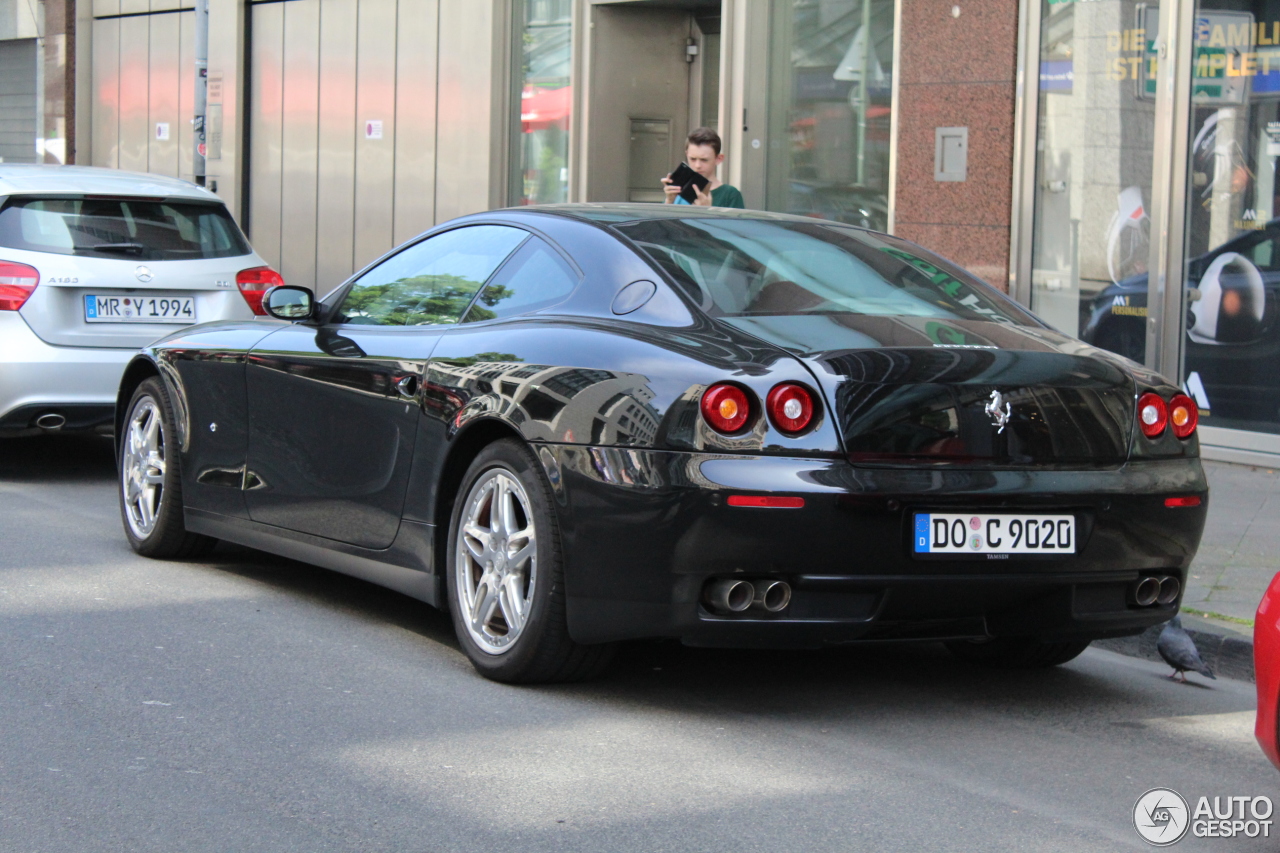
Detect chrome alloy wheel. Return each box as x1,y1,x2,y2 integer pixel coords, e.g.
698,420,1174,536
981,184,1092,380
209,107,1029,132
121,396,166,539
455,469,538,654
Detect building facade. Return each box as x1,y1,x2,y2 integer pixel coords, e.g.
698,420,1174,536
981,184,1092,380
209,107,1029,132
5,0,1276,463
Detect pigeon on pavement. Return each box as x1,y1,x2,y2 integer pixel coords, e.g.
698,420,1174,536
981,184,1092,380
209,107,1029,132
1157,616,1216,683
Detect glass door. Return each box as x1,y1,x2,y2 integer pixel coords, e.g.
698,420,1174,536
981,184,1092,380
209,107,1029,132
1029,0,1160,359
1178,1,1280,436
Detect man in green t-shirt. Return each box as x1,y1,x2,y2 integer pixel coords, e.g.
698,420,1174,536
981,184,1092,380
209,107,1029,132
661,127,745,209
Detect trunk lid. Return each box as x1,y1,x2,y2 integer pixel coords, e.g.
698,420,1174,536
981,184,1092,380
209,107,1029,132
721,314,1136,466
15,251,259,348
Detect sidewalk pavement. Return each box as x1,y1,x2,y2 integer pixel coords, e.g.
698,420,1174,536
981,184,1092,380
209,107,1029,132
1096,459,1278,682
1183,460,1280,625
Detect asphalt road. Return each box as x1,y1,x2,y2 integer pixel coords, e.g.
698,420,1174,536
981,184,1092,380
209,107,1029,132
0,436,1274,852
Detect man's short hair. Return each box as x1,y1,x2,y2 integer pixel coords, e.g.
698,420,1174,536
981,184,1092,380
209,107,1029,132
685,127,722,156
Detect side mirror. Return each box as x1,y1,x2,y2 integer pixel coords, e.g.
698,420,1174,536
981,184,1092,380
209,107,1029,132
263,285,315,321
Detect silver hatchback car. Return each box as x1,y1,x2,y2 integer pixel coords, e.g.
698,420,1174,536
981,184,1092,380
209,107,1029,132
0,165,278,436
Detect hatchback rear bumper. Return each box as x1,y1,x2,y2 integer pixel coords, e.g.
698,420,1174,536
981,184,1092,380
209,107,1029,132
541,445,1209,647
0,312,133,435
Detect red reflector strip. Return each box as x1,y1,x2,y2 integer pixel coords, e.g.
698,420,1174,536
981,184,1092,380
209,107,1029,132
727,495,805,508
1164,496,1202,508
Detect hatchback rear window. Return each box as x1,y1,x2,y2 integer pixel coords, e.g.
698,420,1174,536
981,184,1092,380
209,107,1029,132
0,197,252,260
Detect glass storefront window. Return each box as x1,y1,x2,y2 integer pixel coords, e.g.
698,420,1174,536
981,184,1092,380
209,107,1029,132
1173,1,1280,434
1031,0,1158,356
512,0,572,206
765,0,894,232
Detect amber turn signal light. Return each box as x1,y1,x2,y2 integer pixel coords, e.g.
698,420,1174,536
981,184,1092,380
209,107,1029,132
700,383,752,434
1168,393,1198,439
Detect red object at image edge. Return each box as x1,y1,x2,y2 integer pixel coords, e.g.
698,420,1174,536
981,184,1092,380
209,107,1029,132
1255,572,1280,771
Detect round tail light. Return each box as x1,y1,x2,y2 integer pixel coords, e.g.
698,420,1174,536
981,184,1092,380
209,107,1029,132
1137,392,1168,438
1168,394,1198,439
700,383,752,434
766,382,815,434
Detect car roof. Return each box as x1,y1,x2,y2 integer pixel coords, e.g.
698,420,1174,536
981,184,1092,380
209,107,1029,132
0,165,219,202
509,202,843,227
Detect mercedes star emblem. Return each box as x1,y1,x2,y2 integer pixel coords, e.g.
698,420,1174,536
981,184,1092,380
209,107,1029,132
135,265,153,282
985,389,1012,434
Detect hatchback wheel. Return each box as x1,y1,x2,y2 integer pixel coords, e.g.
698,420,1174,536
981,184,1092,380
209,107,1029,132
119,377,216,559
446,439,615,683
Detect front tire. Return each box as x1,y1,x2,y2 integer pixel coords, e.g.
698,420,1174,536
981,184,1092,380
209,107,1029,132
446,439,615,683
119,377,216,559
945,637,1091,669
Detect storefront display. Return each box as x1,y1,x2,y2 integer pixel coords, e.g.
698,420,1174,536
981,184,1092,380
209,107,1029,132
766,0,893,231
512,0,572,206
1029,0,1157,343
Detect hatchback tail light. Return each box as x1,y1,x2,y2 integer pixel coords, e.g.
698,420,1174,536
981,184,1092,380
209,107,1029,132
0,261,39,311
236,266,285,316
766,382,816,434
1168,394,1198,439
1137,392,1168,438
700,383,752,434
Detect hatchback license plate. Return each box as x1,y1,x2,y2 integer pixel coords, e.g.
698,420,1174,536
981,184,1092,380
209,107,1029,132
84,294,195,324
913,513,1075,555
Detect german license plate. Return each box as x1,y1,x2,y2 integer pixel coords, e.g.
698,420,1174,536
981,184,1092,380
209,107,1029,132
84,294,195,324
913,513,1075,555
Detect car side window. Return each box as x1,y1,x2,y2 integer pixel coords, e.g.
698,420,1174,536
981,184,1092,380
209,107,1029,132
461,237,579,323
334,225,529,326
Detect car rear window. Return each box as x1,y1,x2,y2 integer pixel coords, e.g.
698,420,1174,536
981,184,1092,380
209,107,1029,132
613,218,1038,325
0,196,252,260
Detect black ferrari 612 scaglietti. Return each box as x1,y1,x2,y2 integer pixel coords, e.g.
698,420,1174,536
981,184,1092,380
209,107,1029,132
115,204,1208,683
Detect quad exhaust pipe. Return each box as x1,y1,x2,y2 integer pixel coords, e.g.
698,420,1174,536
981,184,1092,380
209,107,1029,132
703,578,792,615
1129,574,1180,608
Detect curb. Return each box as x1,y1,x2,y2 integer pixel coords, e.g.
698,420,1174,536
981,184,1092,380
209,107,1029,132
1094,615,1255,683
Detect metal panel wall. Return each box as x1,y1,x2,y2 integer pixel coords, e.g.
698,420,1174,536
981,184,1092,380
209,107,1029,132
147,12,181,177
435,0,499,222
279,0,320,292
0,39,38,163
352,0,398,268
249,1,285,271
178,11,196,182
90,17,119,167
314,0,358,294
92,8,195,174
392,0,438,247
247,0,441,293
116,15,150,171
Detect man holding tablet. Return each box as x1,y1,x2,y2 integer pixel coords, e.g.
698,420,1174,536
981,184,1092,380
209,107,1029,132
661,127,745,209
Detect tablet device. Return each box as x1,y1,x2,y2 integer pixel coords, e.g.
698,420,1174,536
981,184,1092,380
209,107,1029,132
669,162,710,203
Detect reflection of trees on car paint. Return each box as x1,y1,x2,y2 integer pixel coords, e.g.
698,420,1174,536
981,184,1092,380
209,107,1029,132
339,275,513,326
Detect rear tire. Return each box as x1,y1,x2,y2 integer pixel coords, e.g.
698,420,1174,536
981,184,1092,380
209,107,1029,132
945,637,1091,669
119,377,216,559
446,438,615,684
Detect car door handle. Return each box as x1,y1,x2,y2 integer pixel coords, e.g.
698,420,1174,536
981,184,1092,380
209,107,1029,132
395,375,419,399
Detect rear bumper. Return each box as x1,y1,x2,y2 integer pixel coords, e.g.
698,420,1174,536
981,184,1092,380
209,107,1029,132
541,446,1209,647
0,312,133,434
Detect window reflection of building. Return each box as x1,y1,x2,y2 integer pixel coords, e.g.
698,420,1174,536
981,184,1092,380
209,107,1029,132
433,360,660,448
1180,3,1280,435
767,0,894,232
1029,0,1157,340
514,0,573,206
